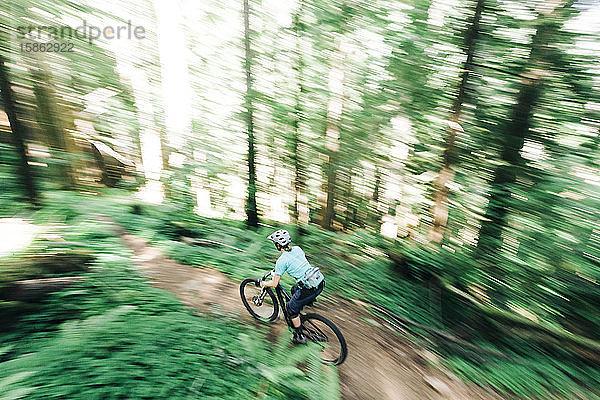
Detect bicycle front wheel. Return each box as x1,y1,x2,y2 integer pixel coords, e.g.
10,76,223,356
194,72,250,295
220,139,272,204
240,278,279,322
301,313,347,365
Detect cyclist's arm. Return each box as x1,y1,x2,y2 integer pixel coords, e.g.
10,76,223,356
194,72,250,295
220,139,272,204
260,274,281,288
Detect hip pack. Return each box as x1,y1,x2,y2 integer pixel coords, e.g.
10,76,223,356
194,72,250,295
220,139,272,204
301,266,324,289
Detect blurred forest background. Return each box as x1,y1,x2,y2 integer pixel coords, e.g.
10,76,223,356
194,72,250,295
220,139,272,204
1,0,600,398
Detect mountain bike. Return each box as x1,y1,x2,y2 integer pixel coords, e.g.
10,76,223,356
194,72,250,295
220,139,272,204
240,269,347,366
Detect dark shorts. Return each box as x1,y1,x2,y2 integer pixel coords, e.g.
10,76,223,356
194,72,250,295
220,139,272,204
287,281,324,319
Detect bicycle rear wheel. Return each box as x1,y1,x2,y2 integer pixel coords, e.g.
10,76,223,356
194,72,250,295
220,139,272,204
240,278,279,322
301,313,347,365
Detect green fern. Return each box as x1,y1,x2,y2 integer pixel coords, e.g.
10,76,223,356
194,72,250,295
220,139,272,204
239,331,340,399
0,370,37,400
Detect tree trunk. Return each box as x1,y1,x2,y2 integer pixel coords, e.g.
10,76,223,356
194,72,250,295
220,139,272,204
341,168,352,231
429,0,484,243
3,276,87,302
291,8,307,224
243,0,258,227
367,166,382,227
320,35,347,230
321,152,337,230
476,11,560,260
0,54,38,206
31,58,75,189
291,113,303,222
477,78,541,257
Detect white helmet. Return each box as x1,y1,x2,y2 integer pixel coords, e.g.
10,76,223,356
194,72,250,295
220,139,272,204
268,229,291,246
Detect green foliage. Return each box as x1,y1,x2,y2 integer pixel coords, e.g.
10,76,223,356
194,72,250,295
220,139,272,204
0,0,598,397
447,355,600,400
103,193,600,398
2,305,258,399
239,332,340,400
2,179,599,399
0,200,339,399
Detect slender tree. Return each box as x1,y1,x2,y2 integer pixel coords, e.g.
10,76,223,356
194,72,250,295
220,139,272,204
320,28,348,230
429,0,485,243
30,57,75,189
368,166,382,226
243,0,259,227
291,6,307,224
477,2,575,261
0,54,38,206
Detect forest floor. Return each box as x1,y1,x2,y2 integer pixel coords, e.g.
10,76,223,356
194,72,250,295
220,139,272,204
105,217,503,400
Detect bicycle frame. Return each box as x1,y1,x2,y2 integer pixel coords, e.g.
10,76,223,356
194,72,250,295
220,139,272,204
260,269,294,327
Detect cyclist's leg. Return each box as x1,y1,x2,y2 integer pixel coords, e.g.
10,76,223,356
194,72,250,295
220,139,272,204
287,289,303,328
293,285,326,343
288,284,324,327
290,284,299,296
287,290,306,343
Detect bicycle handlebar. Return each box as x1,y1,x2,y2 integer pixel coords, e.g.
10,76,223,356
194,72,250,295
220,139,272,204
261,269,275,281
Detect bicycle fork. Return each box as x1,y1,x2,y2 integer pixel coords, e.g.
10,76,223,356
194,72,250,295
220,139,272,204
252,288,268,306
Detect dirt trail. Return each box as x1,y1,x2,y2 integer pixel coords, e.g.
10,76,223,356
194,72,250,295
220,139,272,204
108,220,502,400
